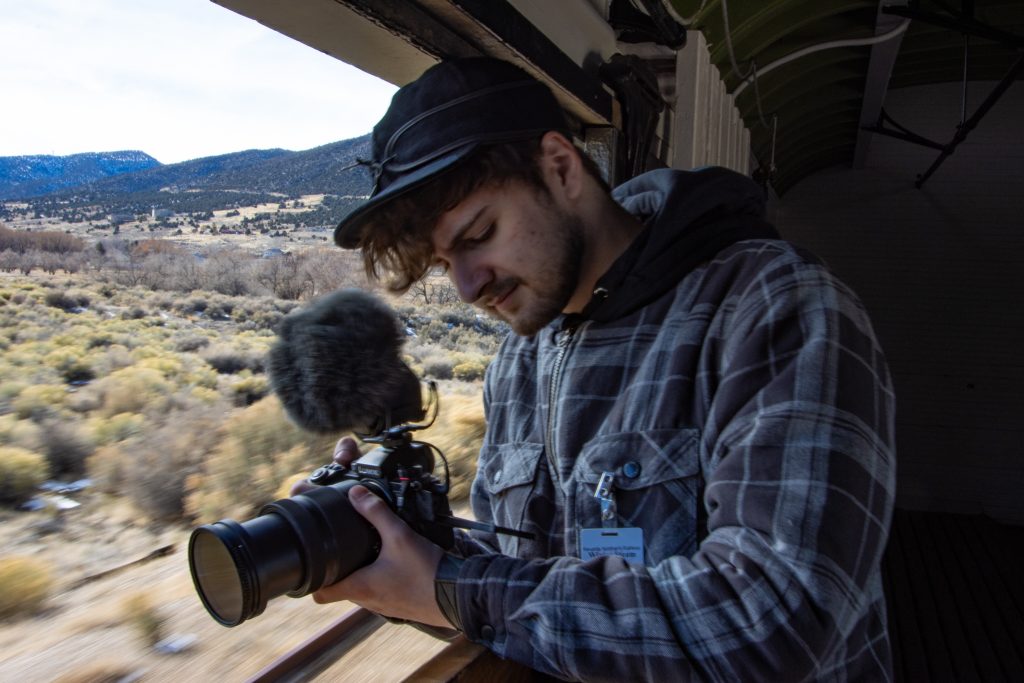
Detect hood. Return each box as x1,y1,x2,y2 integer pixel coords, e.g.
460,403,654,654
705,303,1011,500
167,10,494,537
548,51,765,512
578,167,778,324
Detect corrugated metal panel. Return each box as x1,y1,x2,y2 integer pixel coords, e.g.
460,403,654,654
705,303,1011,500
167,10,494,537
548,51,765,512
670,31,750,172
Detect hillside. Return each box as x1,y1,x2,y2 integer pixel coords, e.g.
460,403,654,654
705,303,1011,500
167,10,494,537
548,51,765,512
0,151,161,200
1,135,375,232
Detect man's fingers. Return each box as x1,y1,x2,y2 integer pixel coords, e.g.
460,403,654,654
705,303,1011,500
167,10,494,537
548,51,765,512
333,436,360,466
292,438,359,498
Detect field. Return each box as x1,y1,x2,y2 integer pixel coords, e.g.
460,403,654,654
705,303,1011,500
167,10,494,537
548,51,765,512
0,219,501,682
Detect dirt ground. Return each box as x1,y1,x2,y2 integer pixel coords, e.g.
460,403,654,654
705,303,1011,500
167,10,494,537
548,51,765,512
0,494,447,682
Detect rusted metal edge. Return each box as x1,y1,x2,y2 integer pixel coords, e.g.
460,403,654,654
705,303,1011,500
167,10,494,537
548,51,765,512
246,606,386,683
398,636,490,682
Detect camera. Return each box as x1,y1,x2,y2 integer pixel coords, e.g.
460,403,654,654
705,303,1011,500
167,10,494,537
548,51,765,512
188,385,457,627
188,383,532,627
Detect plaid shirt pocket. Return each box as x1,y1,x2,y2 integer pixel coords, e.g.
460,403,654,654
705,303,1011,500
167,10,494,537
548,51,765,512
477,441,546,557
571,428,702,563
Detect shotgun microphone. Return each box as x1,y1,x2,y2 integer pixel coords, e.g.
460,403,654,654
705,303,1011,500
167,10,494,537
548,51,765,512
267,288,423,435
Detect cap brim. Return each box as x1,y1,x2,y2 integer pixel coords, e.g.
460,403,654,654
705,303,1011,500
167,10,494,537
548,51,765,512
333,145,477,249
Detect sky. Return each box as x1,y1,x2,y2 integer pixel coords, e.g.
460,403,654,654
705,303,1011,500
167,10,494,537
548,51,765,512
0,0,398,164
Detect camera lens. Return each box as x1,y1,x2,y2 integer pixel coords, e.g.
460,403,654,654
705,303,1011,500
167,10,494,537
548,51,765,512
188,480,385,626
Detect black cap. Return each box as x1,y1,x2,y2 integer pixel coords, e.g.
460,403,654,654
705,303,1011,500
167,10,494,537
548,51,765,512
334,57,570,249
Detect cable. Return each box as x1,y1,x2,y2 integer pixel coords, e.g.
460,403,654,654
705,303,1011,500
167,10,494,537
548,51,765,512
659,0,710,26
733,18,911,99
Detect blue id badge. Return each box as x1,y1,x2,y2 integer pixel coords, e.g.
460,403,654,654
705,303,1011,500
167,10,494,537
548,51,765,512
579,527,645,564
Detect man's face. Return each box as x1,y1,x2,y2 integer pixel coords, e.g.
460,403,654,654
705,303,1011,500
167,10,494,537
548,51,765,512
431,180,585,336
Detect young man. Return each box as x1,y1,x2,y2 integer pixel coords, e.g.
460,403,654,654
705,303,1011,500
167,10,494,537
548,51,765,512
312,57,897,681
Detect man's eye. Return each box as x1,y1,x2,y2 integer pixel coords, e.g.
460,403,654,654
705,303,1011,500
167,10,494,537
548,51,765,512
466,223,495,245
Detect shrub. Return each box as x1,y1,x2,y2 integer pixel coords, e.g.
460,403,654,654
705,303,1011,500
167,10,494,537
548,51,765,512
11,384,66,420
65,387,102,413
453,359,487,382
422,357,454,380
95,367,171,416
185,397,334,522
95,406,222,520
201,344,264,374
0,556,53,619
38,420,94,477
230,375,269,407
204,295,235,319
121,593,164,647
177,296,208,314
44,349,95,383
0,446,48,504
120,306,146,320
85,332,115,349
87,444,127,494
87,412,144,445
421,319,450,344
135,354,183,380
174,335,210,353
92,345,134,376
0,415,42,451
44,290,89,311
0,380,26,402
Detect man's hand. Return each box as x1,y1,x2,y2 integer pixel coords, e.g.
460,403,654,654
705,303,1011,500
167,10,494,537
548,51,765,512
290,437,361,496
312,485,449,629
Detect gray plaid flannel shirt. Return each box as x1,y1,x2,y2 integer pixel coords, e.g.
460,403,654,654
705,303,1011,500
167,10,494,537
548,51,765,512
451,239,897,681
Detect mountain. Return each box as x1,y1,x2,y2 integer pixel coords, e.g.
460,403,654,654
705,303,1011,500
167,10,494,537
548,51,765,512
0,151,161,199
1,136,377,230
60,135,374,201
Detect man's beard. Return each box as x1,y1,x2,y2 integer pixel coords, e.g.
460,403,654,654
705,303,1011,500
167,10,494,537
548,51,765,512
483,208,585,336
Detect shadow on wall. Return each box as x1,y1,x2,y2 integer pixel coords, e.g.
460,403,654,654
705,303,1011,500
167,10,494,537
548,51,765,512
772,81,1024,524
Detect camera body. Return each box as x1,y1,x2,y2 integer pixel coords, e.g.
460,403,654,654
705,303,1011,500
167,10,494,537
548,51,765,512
306,437,456,552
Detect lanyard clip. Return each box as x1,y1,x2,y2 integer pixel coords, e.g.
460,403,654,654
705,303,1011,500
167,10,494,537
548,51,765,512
594,471,617,528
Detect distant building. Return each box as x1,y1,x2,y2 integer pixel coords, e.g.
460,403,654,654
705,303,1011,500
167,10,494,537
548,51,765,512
151,207,174,220
108,213,133,225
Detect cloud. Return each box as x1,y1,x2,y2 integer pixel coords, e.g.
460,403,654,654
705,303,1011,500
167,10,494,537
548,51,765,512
0,0,396,162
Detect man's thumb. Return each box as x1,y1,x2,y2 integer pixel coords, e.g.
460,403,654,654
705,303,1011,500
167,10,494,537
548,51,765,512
349,485,402,534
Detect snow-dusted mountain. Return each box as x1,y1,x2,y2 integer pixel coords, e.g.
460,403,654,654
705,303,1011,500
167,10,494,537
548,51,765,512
0,151,161,199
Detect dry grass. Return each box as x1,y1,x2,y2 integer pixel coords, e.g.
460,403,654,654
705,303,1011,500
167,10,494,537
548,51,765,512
0,269,502,681
0,556,53,619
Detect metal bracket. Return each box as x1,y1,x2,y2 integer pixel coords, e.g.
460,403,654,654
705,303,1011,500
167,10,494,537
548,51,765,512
884,2,1024,49
862,108,946,152
877,2,1024,187
599,53,665,180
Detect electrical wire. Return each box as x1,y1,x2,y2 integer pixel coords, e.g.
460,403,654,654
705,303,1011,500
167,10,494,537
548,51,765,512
660,0,710,26
732,17,912,99
719,0,776,174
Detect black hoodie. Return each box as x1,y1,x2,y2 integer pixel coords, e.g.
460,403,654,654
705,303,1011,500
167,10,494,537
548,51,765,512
580,166,778,323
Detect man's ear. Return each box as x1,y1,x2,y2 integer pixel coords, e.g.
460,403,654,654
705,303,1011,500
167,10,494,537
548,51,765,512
538,131,584,204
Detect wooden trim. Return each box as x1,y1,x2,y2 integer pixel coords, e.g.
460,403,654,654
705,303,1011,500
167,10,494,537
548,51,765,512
400,636,535,683
246,607,385,683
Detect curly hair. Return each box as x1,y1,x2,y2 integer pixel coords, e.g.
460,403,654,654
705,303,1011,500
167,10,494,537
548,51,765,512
355,138,608,293
355,139,547,293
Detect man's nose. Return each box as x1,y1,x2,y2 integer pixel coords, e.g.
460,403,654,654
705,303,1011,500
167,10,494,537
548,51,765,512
449,258,491,304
